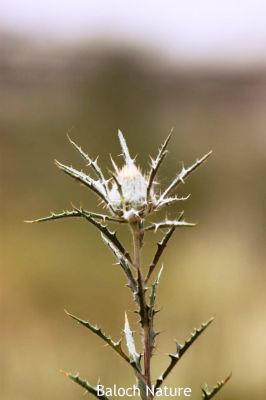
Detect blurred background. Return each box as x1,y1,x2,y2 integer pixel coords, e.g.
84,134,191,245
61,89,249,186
1,1,266,399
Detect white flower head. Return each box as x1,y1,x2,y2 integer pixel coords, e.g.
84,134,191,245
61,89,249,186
32,129,211,226
109,164,150,210
107,130,157,221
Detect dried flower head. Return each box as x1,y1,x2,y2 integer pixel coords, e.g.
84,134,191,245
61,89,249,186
30,129,211,227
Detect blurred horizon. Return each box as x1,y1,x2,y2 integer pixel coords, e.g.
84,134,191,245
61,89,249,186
2,0,266,68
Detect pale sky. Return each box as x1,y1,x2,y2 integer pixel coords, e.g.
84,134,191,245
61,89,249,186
1,0,266,65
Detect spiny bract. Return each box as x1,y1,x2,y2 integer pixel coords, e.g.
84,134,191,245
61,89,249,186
40,129,211,225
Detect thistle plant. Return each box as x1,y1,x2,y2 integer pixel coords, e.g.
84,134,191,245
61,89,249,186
27,130,230,399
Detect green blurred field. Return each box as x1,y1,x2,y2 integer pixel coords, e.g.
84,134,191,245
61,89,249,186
1,37,266,399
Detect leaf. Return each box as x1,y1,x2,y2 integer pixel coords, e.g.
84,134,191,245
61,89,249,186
144,218,195,232
155,317,214,389
149,266,163,315
201,374,232,399
63,371,109,400
159,150,212,200
54,160,110,207
145,223,178,283
75,207,131,263
148,266,163,351
118,129,134,166
146,129,173,200
155,194,190,210
123,314,147,399
101,234,137,293
124,313,140,365
67,135,107,187
25,209,125,224
65,310,143,375
135,268,148,328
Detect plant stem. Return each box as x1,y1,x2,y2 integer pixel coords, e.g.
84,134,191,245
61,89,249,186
130,221,153,400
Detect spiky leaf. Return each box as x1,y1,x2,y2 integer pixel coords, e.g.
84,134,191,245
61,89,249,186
54,160,109,205
146,129,172,200
144,218,195,232
145,224,177,283
123,313,147,399
65,310,141,372
67,135,107,187
124,313,141,365
63,371,109,400
118,130,134,166
160,150,212,200
155,317,214,389
75,207,131,262
101,234,136,292
155,194,190,210
201,374,231,399
149,266,163,316
25,209,125,224
148,266,163,351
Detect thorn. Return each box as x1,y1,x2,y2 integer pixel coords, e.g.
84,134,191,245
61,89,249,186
66,125,75,140
110,154,119,174
60,369,69,377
